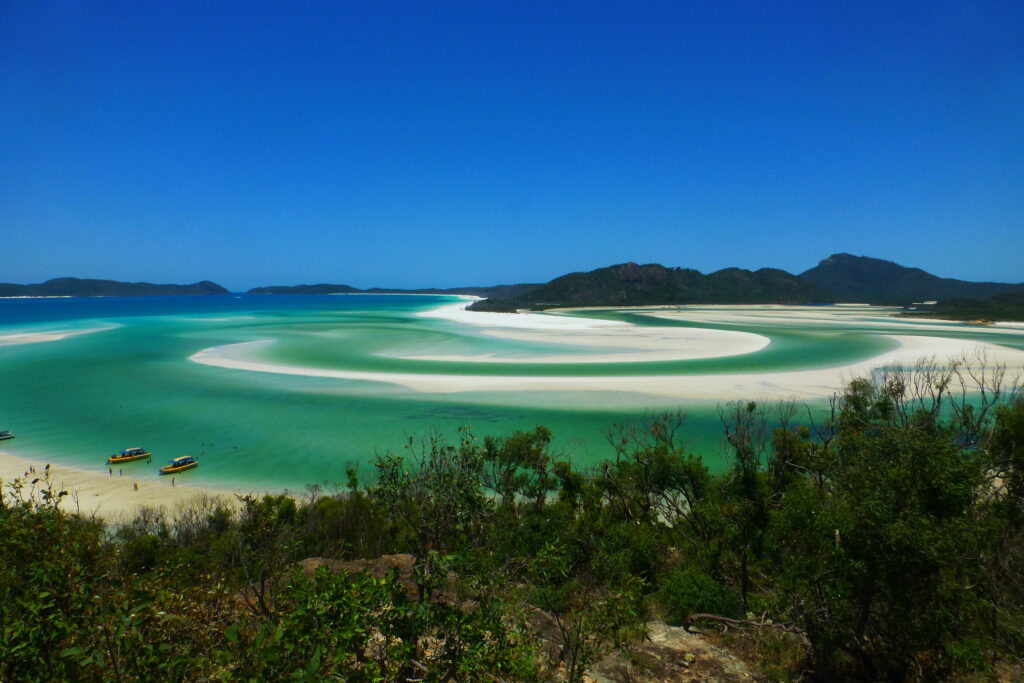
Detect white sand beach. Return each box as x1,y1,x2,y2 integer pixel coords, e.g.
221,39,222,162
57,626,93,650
0,450,249,521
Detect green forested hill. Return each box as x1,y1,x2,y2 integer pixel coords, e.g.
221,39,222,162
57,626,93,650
469,262,833,311
799,253,1020,304
467,255,1021,312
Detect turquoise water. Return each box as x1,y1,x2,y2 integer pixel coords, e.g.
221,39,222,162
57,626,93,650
1,295,1021,491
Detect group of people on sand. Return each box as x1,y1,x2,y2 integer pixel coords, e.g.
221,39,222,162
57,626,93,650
105,466,174,490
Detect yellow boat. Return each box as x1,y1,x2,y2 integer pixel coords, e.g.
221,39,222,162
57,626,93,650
107,447,151,464
159,455,198,475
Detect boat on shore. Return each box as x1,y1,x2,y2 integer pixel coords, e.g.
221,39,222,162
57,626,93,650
107,447,151,464
159,455,198,475
0,430,14,441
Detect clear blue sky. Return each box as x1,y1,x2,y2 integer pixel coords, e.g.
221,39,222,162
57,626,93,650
2,1,1022,290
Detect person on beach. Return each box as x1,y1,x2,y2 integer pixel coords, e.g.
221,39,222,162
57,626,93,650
119,468,122,476
108,467,112,476
171,477,175,487
133,482,138,491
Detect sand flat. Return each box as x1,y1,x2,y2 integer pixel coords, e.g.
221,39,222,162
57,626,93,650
416,298,622,330
389,329,769,363
406,299,770,362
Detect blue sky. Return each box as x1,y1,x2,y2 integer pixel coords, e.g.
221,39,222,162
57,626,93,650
2,1,1022,290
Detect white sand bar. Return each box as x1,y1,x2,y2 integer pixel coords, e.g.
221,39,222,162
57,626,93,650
0,326,114,346
418,299,621,330
405,301,769,363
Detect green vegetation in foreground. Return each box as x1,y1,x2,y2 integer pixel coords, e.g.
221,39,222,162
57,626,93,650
906,289,1024,323
3,361,1024,681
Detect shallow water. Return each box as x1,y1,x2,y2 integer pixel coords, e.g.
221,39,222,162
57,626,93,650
0,294,1020,490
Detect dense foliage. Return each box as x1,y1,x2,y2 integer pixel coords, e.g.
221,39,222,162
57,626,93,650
2,361,1023,681
908,289,1024,323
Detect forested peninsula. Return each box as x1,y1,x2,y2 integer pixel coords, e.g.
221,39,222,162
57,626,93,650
905,289,1024,323
468,254,1024,313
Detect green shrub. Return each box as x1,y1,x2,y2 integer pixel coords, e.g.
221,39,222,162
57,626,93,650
659,567,742,624
122,533,162,572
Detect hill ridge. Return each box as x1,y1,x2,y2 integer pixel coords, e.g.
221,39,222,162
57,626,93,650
0,277,229,298
800,253,1020,304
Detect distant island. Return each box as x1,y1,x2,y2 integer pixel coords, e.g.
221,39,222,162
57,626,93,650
248,283,540,299
247,283,363,295
0,277,229,298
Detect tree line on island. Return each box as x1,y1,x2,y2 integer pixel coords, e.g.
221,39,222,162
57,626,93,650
0,277,229,298
4,253,1024,320
2,358,1023,681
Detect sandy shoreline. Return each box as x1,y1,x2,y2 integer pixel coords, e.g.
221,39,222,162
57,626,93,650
0,450,254,521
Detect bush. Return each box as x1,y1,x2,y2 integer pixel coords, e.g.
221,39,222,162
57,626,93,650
122,533,163,572
659,567,742,625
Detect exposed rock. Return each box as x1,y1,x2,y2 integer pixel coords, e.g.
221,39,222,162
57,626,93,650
587,621,763,683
